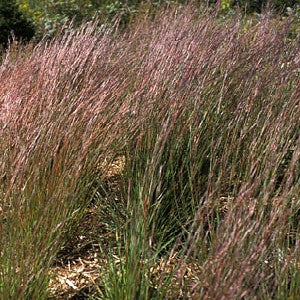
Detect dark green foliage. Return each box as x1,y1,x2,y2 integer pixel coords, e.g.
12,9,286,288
0,0,34,47
234,0,299,13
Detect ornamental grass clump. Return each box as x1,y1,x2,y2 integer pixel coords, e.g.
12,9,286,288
0,4,299,299
0,23,135,298
97,7,299,299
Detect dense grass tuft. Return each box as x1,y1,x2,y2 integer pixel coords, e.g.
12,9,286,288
0,5,299,299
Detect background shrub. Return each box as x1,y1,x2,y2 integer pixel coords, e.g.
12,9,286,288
16,0,149,39
3,0,298,41
228,0,299,13
0,0,34,47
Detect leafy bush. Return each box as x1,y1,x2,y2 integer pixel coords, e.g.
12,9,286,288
222,0,300,13
16,0,148,39
0,0,34,47
13,0,300,40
